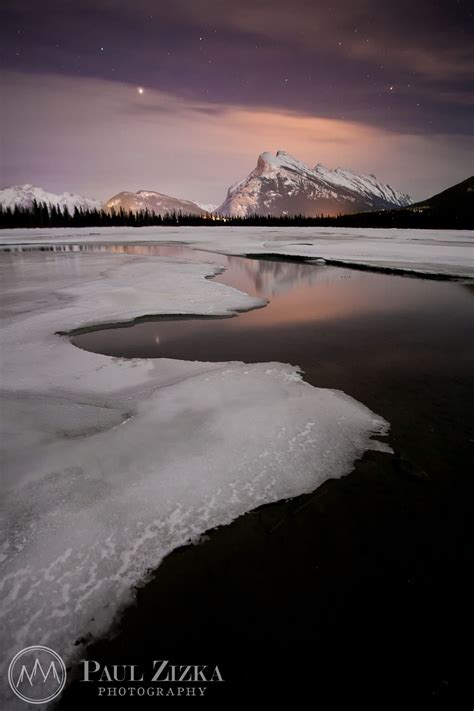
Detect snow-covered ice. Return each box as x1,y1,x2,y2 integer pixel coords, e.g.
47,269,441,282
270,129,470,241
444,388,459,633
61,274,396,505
0,244,390,707
1,225,472,279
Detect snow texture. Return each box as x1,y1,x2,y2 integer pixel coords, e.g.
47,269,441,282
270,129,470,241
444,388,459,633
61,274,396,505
0,246,389,709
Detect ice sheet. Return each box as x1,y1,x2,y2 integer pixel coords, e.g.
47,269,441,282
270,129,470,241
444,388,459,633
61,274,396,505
0,247,389,708
1,225,472,278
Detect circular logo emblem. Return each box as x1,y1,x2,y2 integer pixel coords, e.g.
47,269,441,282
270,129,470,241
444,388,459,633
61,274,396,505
8,646,67,704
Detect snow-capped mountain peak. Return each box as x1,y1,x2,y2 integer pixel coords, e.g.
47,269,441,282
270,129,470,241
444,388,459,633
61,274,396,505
217,151,412,217
0,184,102,212
255,150,320,181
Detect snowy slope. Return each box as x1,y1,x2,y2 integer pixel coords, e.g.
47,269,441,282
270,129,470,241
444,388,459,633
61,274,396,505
217,150,412,217
0,184,102,212
104,189,207,216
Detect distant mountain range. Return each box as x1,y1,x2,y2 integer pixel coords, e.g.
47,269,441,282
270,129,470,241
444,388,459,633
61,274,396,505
216,151,412,217
3,158,471,223
0,184,102,212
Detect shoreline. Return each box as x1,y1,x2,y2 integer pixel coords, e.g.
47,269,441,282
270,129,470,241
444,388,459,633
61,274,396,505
244,251,473,281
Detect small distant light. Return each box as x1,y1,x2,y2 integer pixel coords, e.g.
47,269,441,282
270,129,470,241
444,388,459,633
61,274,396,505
138,87,144,95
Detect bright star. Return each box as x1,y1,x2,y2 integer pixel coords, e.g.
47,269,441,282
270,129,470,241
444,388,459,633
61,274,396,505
137,87,144,95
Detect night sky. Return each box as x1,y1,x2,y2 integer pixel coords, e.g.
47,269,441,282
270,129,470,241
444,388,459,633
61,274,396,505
1,0,472,203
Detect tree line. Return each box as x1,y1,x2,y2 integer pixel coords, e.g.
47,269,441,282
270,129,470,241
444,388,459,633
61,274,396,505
0,200,470,230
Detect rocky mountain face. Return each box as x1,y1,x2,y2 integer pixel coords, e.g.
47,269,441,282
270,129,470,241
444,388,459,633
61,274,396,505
104,190,207,216
216,151,412,217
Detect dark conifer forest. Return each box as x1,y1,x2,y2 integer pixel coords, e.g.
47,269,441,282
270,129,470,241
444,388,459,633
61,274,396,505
0,198,472,230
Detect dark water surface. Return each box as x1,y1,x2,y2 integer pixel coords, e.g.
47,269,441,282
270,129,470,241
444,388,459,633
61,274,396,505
72,245,473,467
72,245,473,398
11,243,474,707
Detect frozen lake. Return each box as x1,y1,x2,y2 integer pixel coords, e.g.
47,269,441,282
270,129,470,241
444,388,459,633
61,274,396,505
1,231,473,709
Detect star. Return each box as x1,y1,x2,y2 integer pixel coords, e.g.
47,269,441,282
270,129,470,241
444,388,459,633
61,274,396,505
137,87,144,95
